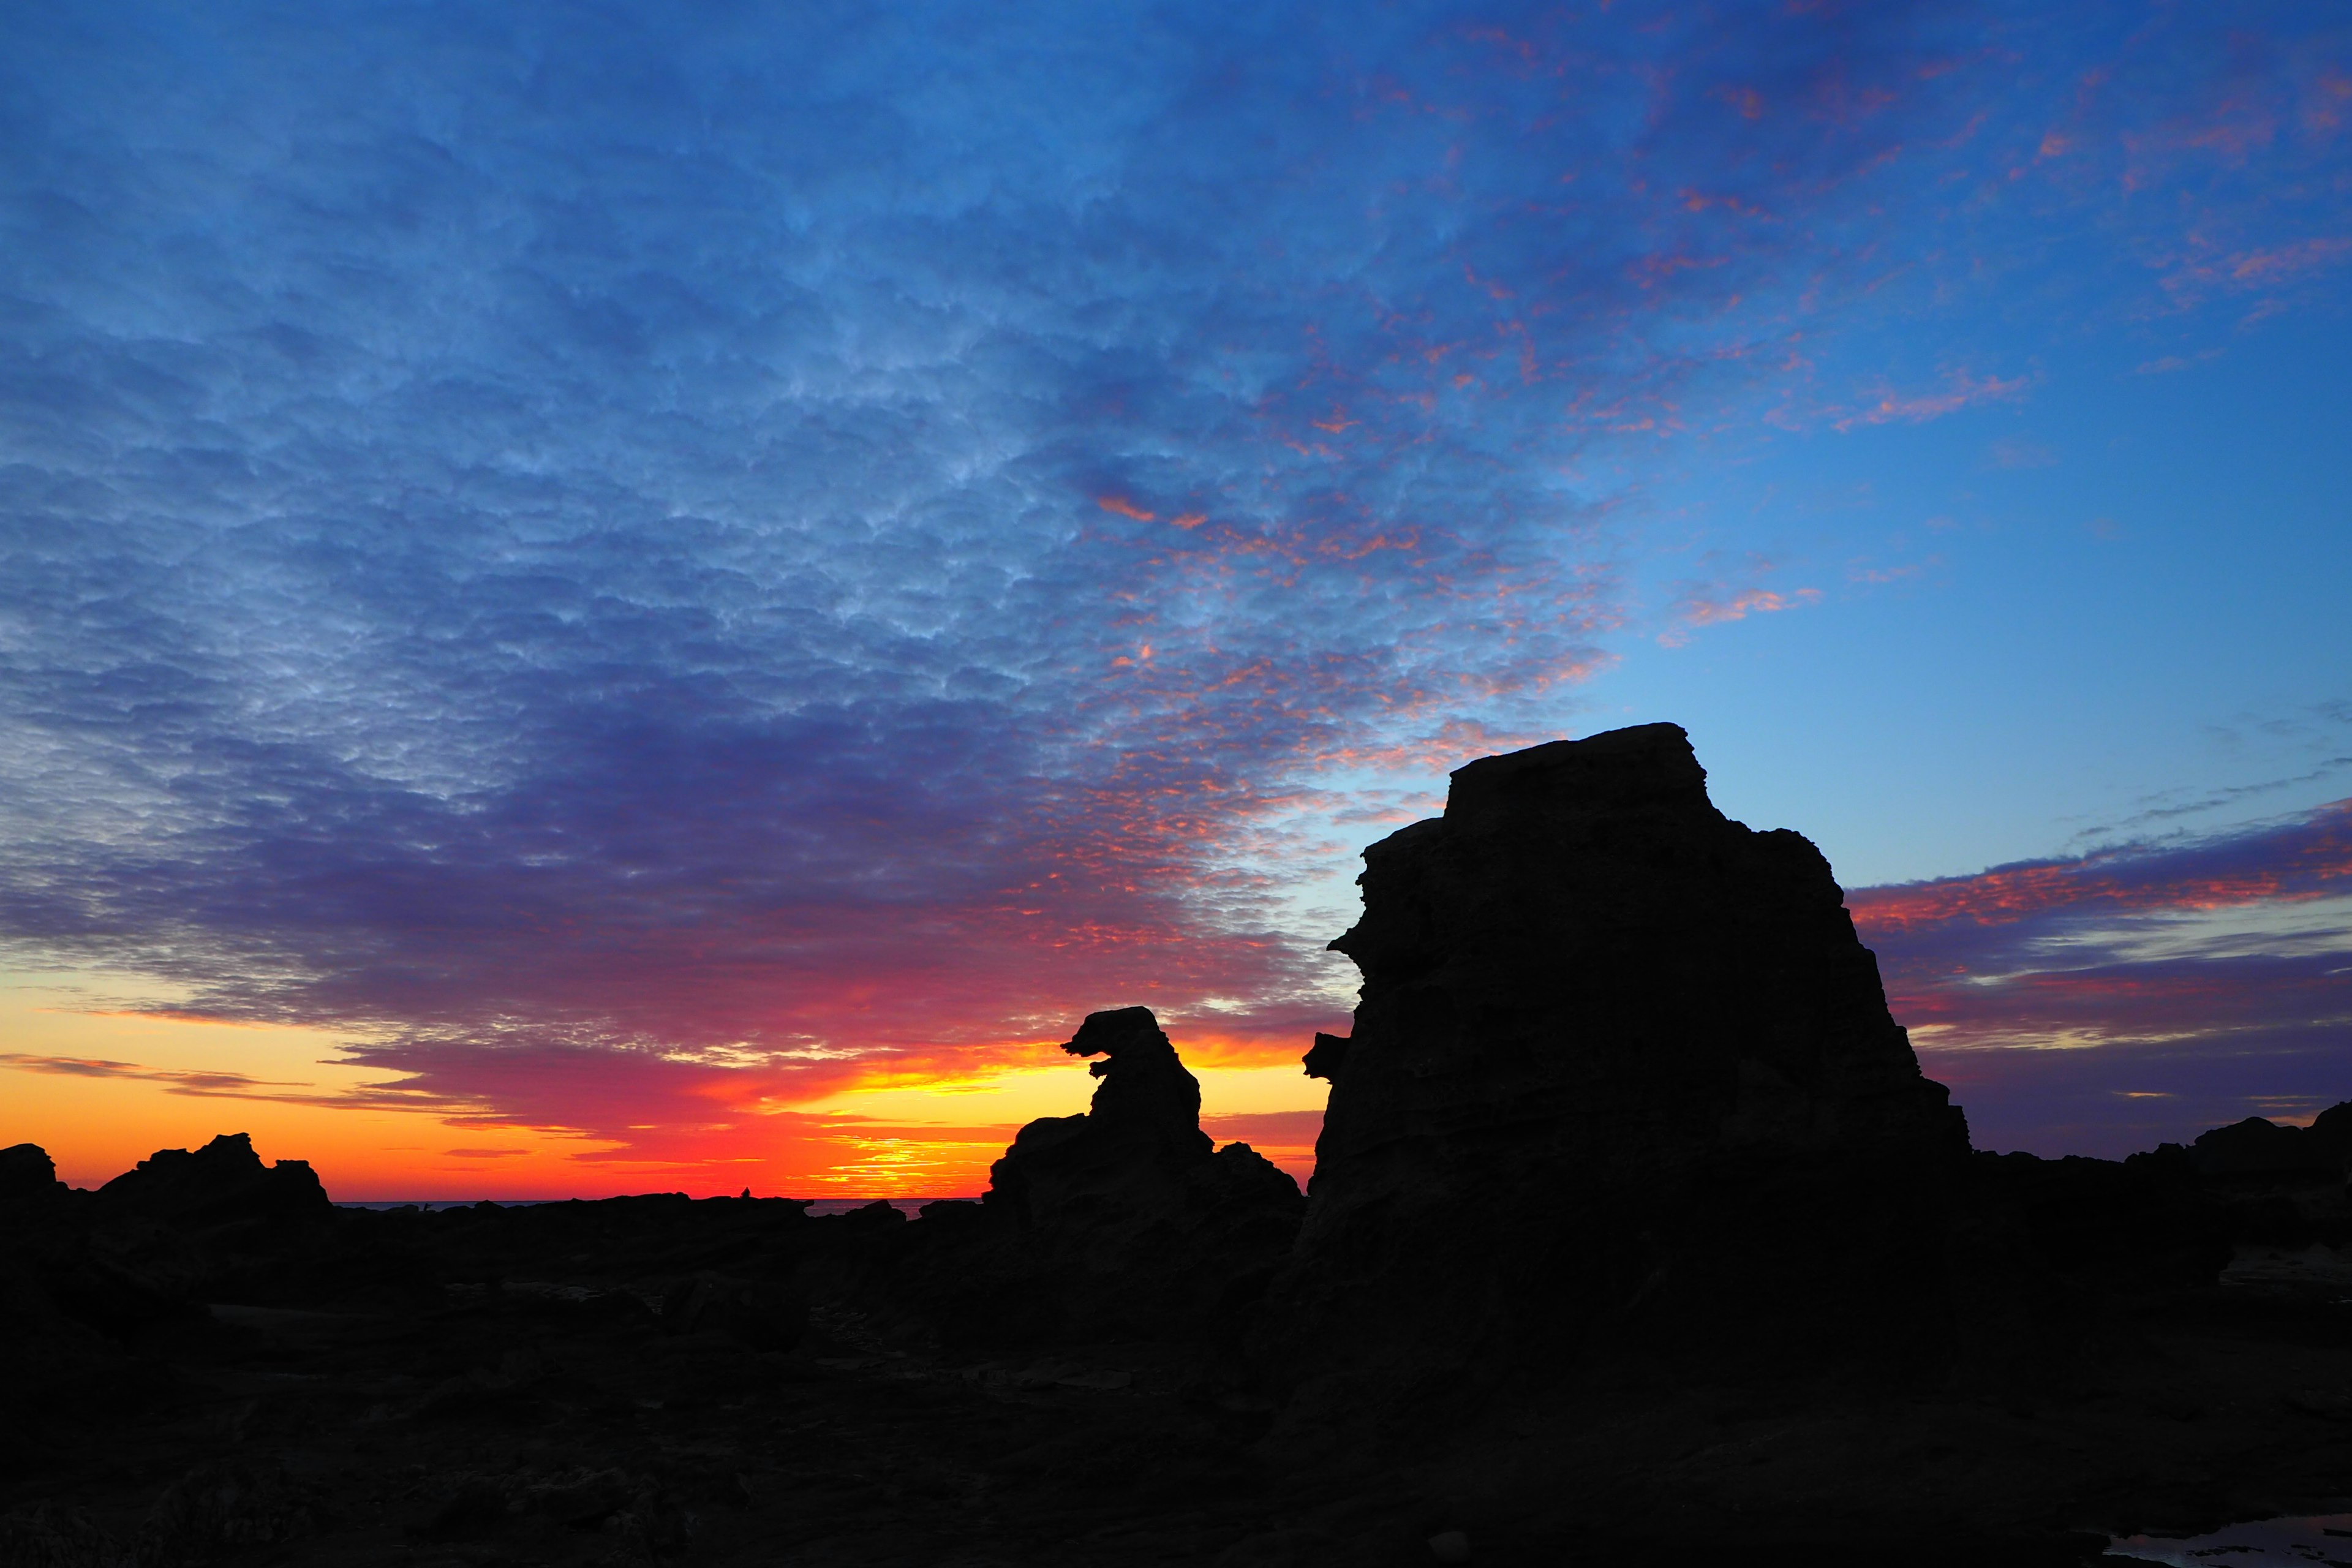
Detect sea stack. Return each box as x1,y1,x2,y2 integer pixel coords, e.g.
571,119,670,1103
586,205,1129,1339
1268,724,1969,1408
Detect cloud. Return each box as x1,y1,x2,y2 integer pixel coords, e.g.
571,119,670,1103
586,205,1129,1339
1846,557,1941,586
2135,349,2223,375
2062,753,2352,844
1853,799,2352,938
1851,799,2352,1155
1825,370,2034,432
0,0,2346,1178
0,1052,314,1100
2168,236,2352,299
1658,553,1820,645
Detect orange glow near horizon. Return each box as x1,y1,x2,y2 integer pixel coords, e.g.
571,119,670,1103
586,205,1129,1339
0,971,1328,1201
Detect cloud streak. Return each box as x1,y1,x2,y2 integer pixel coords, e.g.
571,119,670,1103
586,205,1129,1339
0,1053,310,1098
1854,801,2352,1155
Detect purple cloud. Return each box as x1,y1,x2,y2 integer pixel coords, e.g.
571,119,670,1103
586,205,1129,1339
1854,799,2352,1155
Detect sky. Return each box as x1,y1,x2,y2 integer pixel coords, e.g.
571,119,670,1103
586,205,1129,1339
1,0,2347,1197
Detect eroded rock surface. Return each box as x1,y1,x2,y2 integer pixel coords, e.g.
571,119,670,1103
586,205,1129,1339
1268,723,1970,1401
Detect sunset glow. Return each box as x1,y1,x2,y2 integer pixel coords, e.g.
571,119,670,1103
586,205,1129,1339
3,0,2347,1191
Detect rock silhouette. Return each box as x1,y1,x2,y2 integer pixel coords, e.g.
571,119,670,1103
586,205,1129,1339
94,1131,331,1229
2195,1109,2352,1178
1,1141,63,1208
885,1006,1303,1348
2169,1107,2352,1248
13,731,2352,1564
986,1005,1219,1232
1267,723,1970,1408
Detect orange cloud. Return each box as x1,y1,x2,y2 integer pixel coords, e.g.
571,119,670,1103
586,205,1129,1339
2227,235,2352,286
1659,582,1820,645
1828,369,2031,431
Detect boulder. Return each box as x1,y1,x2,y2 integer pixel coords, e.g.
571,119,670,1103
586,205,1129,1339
1265,724,1969,1403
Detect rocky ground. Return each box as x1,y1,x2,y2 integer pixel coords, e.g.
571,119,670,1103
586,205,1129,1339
4,1271,1345,1567
10,1175,2352,1568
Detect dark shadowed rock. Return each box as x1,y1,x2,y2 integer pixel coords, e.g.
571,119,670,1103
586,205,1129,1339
1265,723,1969,1406
1301,1032,1351,1082
2312,1101,2352,1159
0,1142,63,1208
73,1133,339,1311
96,1133,331,1228
883,1007,1303,1346
1966,1144,2229,1296
662,1271,808,1351
2166,1104,2352,1247
2194,1115,2345,1177
985,1006,1216,1232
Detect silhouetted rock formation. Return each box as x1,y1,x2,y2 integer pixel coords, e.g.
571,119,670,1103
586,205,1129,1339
1954,1144,2230,1387
2163,1107,2352,1248
13,1091,2352,1562
1266,723,1970,1410
2194,1110,2352,1178
1,1142,62,1207
989,1006,1215,1230
884,1007,1303,1348
95,1132,331,1228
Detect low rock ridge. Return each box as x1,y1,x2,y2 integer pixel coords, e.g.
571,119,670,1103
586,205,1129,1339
94,1131,332,1229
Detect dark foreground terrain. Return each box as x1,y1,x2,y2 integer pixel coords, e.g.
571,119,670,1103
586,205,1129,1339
10,1137,2352,1568
12,725,2352,1566
10,1139,2352,1568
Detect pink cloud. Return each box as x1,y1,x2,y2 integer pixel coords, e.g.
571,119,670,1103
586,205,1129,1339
1826,369,2033,432
1659,577,1821,646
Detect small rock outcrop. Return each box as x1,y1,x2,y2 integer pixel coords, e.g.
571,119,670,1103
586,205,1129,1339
987,1006,1219,1232
2193,1111,2352,1178
1266,723,1970,1405
95,1133,331,1227
1,1142,64,1208
900,1008,1303,1346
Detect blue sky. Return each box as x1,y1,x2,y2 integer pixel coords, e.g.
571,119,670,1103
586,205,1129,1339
1,0,2346,1189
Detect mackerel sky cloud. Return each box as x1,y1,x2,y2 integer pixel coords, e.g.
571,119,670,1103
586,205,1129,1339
2,0,2347,1191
